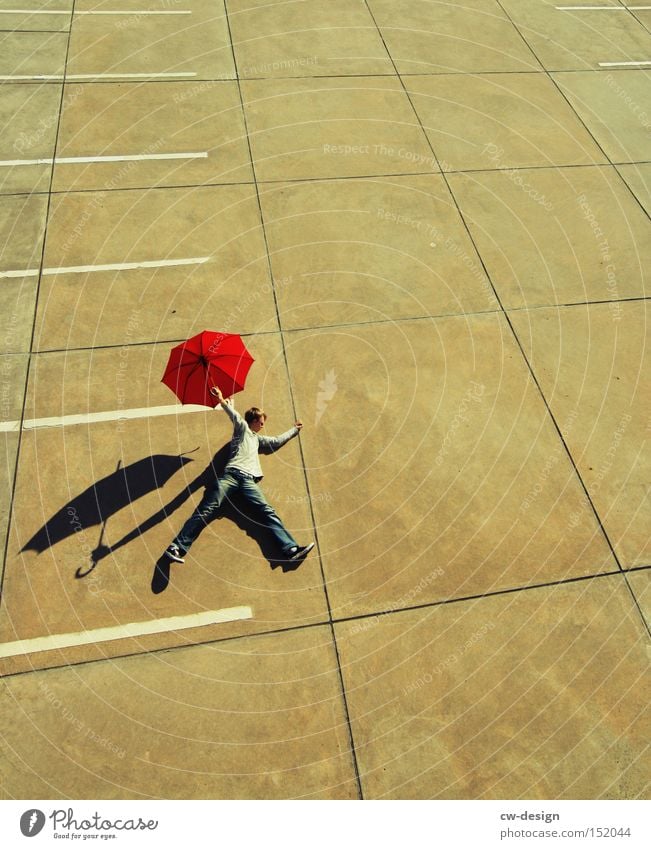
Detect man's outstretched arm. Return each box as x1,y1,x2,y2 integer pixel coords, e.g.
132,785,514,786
258,420,303,454
209,386,246,434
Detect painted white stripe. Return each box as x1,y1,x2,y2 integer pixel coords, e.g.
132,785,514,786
44,256,211,275
556,4,651,8
0,8,69,13
0,402,219,433
0,75,65,80
0,268,39,279
598,60,651,66
0,75,66,80
0,8,191,12
0,606,253,659
0,255,211,280
0,152,207,167
0,72,197,80
0,158,54,167
70,71,198,79
76,9,192,14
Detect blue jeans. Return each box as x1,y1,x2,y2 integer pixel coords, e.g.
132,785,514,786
173,469,297,555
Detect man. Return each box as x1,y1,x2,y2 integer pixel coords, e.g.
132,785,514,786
165,386,314,564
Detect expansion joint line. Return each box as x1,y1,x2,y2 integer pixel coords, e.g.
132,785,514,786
361,0,627,574
221,0,364,799
491,0,650,634
0,1,79,602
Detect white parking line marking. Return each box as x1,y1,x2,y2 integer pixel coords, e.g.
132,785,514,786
45,256,212,275
0,256,211,279
598,60,651,65
0,606,253,659
0,72,197,80
0,269,39,278
0,403,218,433
76,9,192,13
0,8,191,12
556,5,651,8
0,8,69,12
0,152,208,167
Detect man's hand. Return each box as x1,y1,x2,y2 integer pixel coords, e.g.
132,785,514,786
295,420,303,430
210,386,231,405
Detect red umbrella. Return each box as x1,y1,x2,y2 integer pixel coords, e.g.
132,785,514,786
161,330,254,408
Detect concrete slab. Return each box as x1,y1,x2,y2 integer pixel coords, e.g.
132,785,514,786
258,174,497,330
1,334,326,674
0,351,27,420
241,76,436,182
510,301,650,569
447,164,650,309
554,70,651,164
228,0,393,78
66,1,235,82
633,11,651,32
284,314,615,621
335,575,650,798
0,0,71,34
0,31,67,80
53,80,252,193
0,431,19,573
0,278,37,354
25,331,285,420
0,190,48,277
499,0,651,71
0,625,358,798
406,73,607,172
0,192,45,354
0,353,28,578
367,0,541,74
0,83,60,195
0,0,646,802
34,183,277,350
627,568,650,629
617,163,651,215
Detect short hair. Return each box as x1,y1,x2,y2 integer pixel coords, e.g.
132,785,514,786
245,407,267,426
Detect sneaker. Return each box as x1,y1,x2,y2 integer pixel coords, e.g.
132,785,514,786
288,542,315,561
165,543,185,563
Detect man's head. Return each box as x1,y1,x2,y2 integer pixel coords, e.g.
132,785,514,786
245,407,267,433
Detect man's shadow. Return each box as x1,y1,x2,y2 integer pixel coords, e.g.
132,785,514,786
150,444,305,594
21,445,304,595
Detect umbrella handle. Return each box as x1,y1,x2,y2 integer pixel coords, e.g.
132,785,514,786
75,561,97,579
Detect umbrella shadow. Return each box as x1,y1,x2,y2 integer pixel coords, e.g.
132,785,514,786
21,453,197,557
151,445,305,594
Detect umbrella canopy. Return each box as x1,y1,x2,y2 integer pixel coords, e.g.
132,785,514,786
161,330,254,407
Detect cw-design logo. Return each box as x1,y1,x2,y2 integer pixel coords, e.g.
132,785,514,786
20,809,46,837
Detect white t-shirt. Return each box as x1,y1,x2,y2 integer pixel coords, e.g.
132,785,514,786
220,400,298,481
